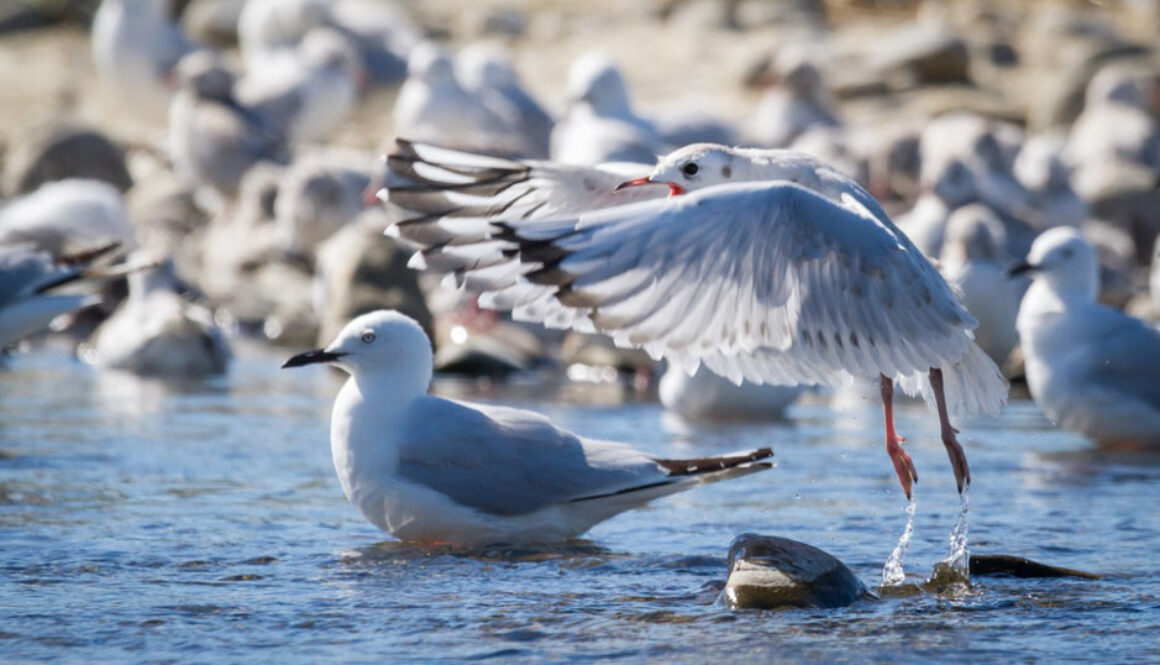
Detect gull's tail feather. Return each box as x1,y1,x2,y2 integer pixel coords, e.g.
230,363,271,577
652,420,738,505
653,447,775,480
896,341,1008,417
568,447,774,508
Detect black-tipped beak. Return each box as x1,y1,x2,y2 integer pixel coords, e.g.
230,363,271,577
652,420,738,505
1006,261,1037,278
282,349,345,369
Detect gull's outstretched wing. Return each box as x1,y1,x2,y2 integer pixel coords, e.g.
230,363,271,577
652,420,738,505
470,180,1003,414
502,181,973,366
394,396,771,517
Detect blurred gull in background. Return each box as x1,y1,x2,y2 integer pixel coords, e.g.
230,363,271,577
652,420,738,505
1013,134,1088,230
1013,227,1160,448
749,46,841,148
939,204,1025,368
238,28,364,144
456,43,555,159
550,53,668,166
273,149,372,261
660,364,804,423
85,256,231,377
91,0,197,122
392,42,524,155
168,50,289,213
0,179,136,255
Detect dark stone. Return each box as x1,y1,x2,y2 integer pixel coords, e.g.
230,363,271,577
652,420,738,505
986,42,1019,67
872,22,972,87
0,0,96,33
433,322,543,377
0,2,52,35
3,123,132,196
724,533,871,610
481,8,527,38
969,554,1100,579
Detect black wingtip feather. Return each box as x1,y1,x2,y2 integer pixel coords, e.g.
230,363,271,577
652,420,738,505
653,447,775,477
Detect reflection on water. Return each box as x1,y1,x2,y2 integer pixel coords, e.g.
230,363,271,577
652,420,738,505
2,347,1159,663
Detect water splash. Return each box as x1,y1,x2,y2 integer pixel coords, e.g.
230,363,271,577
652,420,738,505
945,487,970,577
925,488,972,595
881,495,917,586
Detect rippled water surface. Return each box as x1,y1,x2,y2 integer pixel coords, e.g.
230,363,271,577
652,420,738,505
3,345,1158,664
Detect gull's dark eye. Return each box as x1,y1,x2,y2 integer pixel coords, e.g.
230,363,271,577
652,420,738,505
1061,248,1074,259
681,162,699,177
361,332,376,344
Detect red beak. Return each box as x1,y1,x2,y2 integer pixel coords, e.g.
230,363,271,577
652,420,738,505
614,177,685,196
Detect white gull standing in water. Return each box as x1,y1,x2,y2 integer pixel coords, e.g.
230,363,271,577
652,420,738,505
282,310,773,544
1012,228,1160,448
381,141,1008,500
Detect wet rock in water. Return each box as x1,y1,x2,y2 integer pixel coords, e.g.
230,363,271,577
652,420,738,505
724,533,871,610
3,123,132,196
969,554,1100,579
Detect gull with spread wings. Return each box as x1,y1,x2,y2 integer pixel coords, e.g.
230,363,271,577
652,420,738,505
380,140,1008,500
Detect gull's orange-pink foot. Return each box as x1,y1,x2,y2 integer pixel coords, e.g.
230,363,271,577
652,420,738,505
881,374,918,499
929,368,971,493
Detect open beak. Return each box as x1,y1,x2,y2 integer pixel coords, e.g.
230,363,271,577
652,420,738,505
614,176,684,196
1006,261,1037,278
282,349,346,368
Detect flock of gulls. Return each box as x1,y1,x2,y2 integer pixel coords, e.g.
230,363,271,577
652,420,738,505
3,0,1160,552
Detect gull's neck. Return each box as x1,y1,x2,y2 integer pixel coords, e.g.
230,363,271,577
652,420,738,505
330,366,430,510
1019,279,1093,330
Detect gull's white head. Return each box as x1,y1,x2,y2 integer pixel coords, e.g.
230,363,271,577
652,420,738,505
1009,227,1099,302
282,310,433,386
456,43,515,91
773,47,825,97
176,50,235,102
300,28,361,77
1014,135,1069,191
940,203,1009,266
614,143,738,196
930,158,979,208
1085,65,1148,110
567,53,630,113
408,42,455,85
